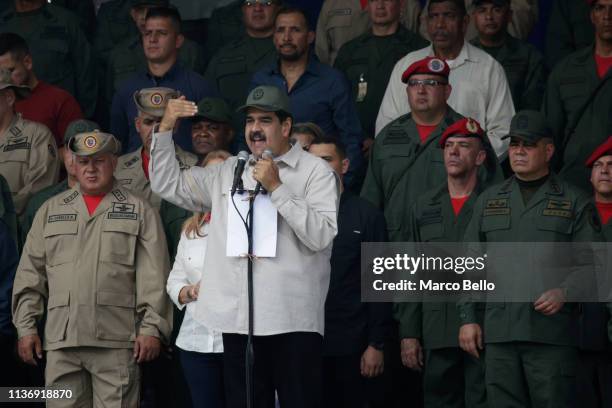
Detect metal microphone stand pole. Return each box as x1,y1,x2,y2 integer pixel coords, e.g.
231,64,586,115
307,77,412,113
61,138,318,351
245,187,256,408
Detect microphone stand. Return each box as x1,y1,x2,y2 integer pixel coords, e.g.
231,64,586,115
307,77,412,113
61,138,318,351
245,187,255,408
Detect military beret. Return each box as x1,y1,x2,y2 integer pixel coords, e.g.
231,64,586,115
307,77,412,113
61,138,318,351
401,57,450,83
502,110,552,143
439,118,485,147
586,137,612,167
0,68,30,100
68,131,122,157
63,119,100,145
130,0,169,8
585,0,596,6
194,97,232,123
133,87,181,118
472,0,510,7
237,85,292,117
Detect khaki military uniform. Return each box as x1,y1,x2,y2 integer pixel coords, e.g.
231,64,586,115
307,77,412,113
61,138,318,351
419,0,538,41
0,114,59,215
12,183,172,407
315,0,423,65
115,146,196,210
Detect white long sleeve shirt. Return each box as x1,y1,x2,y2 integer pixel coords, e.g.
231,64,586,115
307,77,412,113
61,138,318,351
150,132,339,335
375,42,515,158
166,227,224,353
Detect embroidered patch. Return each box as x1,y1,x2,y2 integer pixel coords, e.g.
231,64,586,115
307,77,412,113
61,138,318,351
542,209,572,218
112,190,127,202
484,208,511,216
253,88,264,100
545,199,572,211
112,202,135,213
48,214,77,223
84,135,97,149
466,118,478,133
108,202,137,220
329,8,351,16
486,199,508,208
63,191,79,204
108,212,137,220
3,142,30,151
428,58,445,73
9,127,21,137
150,93,164,106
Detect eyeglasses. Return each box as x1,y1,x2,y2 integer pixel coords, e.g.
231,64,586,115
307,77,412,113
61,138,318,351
244,0,277,6
407,79,448,88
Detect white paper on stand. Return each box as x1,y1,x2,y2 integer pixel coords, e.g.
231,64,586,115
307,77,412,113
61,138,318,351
226,190,278,257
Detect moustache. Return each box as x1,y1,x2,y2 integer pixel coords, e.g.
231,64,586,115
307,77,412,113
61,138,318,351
249,131,266,142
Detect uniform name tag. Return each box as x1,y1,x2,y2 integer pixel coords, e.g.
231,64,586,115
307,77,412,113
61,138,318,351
3,142,30,152
542,209,572,218
48,214,77,223
484,208,510,216
486,199,508,208
545,199,572,211
329,8,351,16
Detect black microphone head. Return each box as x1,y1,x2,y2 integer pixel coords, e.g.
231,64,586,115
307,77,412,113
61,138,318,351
262,148,273,160
237,151,249,162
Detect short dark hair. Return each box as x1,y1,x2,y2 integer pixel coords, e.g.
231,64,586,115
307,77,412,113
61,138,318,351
428,0,467,16
275,7,311,31
145,6,182,33
310,134,346,159
274,110,293,128
0,32,30,59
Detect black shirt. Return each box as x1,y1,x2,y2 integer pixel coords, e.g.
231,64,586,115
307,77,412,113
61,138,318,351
323,192,391,356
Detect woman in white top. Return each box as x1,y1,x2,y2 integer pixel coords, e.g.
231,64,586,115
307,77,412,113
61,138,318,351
166,151,230,408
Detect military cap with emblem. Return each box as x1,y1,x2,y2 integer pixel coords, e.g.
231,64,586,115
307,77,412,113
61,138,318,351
133,87,181,118
68,131,122,157
193,97,232,123
130,0,169,7
472,0,510,7
63,119,100,145
439,118,485,147
237,85,292,117
401,57,450,83
501,110,552,143
585,136,612,167
0,68,31,100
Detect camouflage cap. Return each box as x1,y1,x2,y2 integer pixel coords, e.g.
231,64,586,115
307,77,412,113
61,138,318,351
194,97,232,123
133,87,181,118
502,110,552,143
0,68,30,100
237,85,292,117
68,131,122,157
130,0,169,8
63,119,100,145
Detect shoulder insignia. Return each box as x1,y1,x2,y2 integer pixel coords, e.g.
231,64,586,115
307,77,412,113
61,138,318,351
63,190,79,204
118,179,132,186
9,127,22,138
112,189,127,202
329,8,351,16
484,198,510,216
48,214,77,223
108,202,137,220
124,156,140,168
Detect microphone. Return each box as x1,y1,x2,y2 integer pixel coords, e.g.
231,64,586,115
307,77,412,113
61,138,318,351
231,151,250,196
253,148,273,196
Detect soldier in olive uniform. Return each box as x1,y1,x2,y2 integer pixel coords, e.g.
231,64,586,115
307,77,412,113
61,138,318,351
1,0,97,117
545,0,594,70
48,0,96,41
12,131,172,408
115,87,197,210
459,110,599,408
315,0,423,66
204,0,280,152
334,0,428,147
470,0,546,111
397,118,490,408
205,0,244,60
190,97,235,161
579,137,612,408
0,69,59,216
543,0,612,193
361,57,501,242
20,119,100,247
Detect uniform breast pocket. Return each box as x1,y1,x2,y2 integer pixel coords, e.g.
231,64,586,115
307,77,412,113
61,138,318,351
43,221,78,267
418,222,444,242
100,221,139,266
481,215,511,235
535,216,573,239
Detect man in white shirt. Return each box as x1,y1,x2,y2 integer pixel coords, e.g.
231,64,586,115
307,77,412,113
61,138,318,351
149,85,339,408
376,0,515,158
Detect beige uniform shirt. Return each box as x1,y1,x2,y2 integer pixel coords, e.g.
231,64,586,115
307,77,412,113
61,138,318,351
114,146,197,210
150,132,339,336
315,0,422,65
419,0,538,41
12,183,172,350
0,114,59,215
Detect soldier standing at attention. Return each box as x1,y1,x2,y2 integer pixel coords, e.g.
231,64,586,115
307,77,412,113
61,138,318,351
334,0,428,155
12,131,172,407
190,97,235,162
470,0,546,111
0,68,59,215
398,118,491,408
115,87,197,210
459,110,600,408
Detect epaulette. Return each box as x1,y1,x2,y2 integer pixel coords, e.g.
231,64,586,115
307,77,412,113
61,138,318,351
123,155,140,168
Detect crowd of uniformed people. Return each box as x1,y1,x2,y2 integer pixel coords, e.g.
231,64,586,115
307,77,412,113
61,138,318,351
0,0,611,407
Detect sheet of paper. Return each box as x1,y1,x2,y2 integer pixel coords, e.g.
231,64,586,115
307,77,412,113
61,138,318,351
226,190,277,257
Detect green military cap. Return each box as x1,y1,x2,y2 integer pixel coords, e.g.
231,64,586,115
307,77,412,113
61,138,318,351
194,97,232,123
0,68,30,100
63,119,100,145
237,85,292,117
68,131,122,157
130,0,169,8
502,110,552,143
133,87,181,118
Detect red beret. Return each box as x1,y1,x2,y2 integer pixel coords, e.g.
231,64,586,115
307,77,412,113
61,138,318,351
585,136,612,167
439,118,485,147
401,57,450,83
